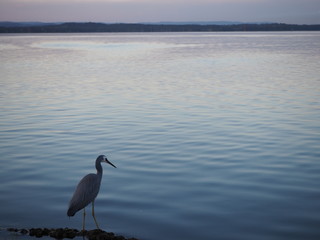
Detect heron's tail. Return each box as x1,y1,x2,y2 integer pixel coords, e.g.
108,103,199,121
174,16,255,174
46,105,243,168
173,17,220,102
67,208,76,217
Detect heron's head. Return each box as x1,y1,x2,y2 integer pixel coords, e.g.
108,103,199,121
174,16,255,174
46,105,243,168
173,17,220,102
99,155,117,168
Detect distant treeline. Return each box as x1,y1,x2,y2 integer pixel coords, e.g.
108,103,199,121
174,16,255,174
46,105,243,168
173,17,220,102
1,22,320,33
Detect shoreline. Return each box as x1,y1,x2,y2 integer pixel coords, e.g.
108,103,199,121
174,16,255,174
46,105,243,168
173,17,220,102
6,227,140,240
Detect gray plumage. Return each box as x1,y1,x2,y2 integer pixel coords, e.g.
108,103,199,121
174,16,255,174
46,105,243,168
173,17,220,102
67,155,116,229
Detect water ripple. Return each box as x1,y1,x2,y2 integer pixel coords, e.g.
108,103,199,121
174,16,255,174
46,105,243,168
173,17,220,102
1,32,320,240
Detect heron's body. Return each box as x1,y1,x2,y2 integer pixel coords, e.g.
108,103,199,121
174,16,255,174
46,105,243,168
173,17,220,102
67,173,102,217
67,155,116,230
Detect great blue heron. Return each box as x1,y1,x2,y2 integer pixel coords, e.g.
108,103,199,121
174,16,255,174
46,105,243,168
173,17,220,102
67,155,116,230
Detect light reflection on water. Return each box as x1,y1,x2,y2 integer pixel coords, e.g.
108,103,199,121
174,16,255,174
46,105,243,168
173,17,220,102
1,32,320,240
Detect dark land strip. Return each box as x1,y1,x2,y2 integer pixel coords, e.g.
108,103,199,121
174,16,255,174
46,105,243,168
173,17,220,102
1,22,320,33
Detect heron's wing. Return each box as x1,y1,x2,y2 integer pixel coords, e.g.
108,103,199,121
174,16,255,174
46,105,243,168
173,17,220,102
67,173,101,216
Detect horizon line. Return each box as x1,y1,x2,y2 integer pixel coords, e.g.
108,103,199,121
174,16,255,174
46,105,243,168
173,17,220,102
1,20,320,25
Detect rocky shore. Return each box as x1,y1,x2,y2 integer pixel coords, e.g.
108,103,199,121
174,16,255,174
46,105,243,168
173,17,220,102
7,227,139,240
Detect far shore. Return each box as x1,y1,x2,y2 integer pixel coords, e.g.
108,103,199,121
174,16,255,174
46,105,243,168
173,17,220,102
1,22,320,33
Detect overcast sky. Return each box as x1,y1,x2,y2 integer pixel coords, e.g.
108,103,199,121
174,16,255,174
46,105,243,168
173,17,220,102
0,0,319,24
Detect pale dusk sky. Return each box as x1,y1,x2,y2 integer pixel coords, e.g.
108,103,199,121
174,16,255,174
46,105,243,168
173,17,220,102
0,0,319,24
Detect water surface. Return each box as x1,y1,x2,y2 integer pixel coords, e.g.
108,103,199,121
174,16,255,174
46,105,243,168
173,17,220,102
1,32,320,240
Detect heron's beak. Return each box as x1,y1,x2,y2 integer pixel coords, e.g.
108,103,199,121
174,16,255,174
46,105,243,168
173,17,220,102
106,159,117,168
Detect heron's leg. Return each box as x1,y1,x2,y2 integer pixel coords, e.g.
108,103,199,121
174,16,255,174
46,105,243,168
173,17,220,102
82,208,86,231
92,200,100,229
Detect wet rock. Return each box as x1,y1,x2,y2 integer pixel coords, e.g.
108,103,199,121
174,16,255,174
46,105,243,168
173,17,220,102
63,228,77,239
6,227,139,240
7,228,18,232
86,229,115,240
54,228,64,239
79,229,86,235
29,228,44,238
114,236,126,240
20,228,29,234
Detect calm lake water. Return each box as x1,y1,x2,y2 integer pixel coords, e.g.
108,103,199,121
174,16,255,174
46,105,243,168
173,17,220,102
0,32,320,240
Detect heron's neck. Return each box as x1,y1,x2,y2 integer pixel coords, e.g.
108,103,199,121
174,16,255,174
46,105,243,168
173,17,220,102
96,160,103,175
